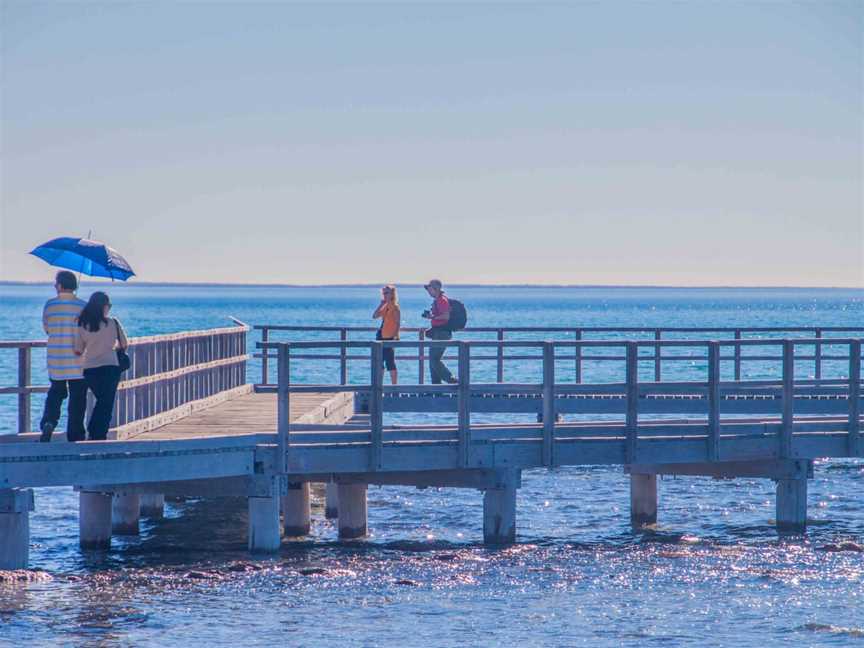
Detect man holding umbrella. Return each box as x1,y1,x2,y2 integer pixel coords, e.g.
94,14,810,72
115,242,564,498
39,271,87,442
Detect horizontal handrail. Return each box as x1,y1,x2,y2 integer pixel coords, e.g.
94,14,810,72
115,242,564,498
255,352,856,362
261,337,864,349
280,380,864,396
256,324,864,333
0,341,47,349
129,324,249,345
255,323,864,388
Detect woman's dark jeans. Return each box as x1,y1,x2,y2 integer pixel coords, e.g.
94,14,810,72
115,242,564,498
83,365,121,440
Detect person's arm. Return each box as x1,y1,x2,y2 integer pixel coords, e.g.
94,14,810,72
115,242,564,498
115,319,129,350
372,301,386,319
73,327,85,356
394,307,401,331
42,303,50,335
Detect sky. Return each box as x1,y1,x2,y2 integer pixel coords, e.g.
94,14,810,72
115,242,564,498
1,1,862,287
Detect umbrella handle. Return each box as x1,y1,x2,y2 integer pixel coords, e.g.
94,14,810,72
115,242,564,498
77,229,92,286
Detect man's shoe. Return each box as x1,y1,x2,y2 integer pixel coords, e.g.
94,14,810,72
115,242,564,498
446,377,459,384
40,422,55,443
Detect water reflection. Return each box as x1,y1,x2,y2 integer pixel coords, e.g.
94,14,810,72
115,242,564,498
0,465,862,646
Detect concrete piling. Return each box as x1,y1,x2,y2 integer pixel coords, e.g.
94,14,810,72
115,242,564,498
337,483,367,539
630,473,658,529
0,489,34,569
282,482,311,537
112,493,141,535
79,491,112,550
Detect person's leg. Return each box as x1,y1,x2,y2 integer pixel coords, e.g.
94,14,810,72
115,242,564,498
427,330,444,384
83,369,102,440
86,367,120,441
66,379,88,442
40,379,68,439
428,330,454,384
437,330,454,382
383,346,397,385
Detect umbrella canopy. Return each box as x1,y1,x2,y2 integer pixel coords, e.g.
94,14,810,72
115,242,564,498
30,237,135,281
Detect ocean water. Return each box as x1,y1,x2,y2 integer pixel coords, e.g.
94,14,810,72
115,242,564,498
1,284,863,647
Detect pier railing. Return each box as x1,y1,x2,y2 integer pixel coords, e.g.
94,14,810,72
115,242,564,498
0,320,249,435
254,324,864,388
0,340,47,434
263,337,863,471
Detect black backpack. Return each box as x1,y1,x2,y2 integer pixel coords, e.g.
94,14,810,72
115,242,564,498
447,299,468,331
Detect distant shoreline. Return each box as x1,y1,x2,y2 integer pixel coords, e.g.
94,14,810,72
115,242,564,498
1,280,861,291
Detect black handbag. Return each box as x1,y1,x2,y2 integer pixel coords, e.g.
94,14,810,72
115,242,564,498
114,318,131,372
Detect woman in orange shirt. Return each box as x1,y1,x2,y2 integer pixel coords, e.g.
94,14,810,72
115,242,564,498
373,284,401,384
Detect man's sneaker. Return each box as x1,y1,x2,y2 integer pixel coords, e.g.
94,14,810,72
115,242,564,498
446,377,459,384
40,422,55,443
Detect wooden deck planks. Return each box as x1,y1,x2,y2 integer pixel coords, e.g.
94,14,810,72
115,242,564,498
130,392,331,440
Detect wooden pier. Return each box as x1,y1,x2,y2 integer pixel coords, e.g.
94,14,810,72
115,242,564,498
1,323,862,568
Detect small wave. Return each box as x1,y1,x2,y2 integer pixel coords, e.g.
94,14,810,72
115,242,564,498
799,623,864,638
0,569,53,584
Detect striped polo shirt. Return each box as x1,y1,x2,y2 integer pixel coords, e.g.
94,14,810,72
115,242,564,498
43,292,87,381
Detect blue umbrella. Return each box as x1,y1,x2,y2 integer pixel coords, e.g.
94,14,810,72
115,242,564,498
30,237,135,281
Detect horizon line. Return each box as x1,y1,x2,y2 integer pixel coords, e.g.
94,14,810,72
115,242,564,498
1,280,861,291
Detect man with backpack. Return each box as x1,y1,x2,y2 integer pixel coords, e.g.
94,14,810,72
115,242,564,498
422,279,466,384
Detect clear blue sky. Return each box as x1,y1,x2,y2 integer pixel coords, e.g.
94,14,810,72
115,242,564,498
1,1,861,286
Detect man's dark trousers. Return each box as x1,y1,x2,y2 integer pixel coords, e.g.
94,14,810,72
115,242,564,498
426,327,454,384
40,379,87,441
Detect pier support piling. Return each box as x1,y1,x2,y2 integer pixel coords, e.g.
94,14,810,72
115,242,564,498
630,473,658,529
337,483,367,539
140,494,165,518
775,478,807,533
112,493,141,535
248,493,281,553
483,485,516,544
282,482,311,537
325,482,339,519
79,491,112,550
0,489,34,570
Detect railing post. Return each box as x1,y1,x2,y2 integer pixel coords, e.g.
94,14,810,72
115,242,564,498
653,329,661,382
418,329,425,385
370,343,384,470
707,341,720,461
496,329,505,383
542,342,555,467
574,329,582,384
625,342,638,464
17,346,31,434
457,341,471,468
849,340,861,457
780,340,794,458
340,329,348,385
277,344,290,475
734,329,742,381
814,328,823,381
261,327,270,386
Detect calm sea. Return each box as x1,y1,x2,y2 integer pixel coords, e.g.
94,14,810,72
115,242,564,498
0,284,862,647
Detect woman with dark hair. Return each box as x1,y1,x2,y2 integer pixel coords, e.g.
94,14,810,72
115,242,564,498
74,291,129,440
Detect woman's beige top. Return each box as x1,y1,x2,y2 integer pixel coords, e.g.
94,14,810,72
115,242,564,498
74,318,129,370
